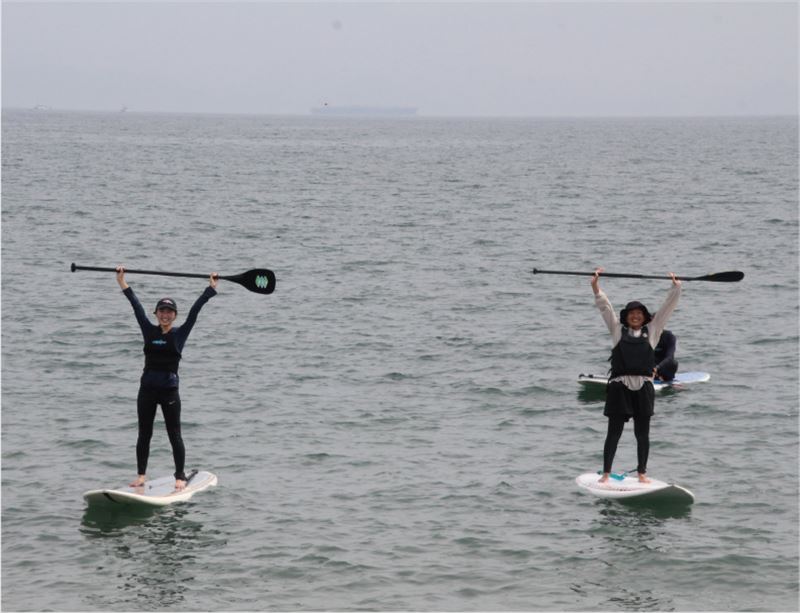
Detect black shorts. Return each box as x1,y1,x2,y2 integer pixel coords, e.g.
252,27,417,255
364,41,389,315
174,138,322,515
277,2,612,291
604,380,655,420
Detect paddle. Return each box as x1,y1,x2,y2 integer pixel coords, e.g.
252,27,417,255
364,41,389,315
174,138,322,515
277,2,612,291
532,268,744,283
71,263,276,294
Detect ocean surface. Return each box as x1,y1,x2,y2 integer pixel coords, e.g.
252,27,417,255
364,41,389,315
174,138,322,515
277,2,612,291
2,110,798,612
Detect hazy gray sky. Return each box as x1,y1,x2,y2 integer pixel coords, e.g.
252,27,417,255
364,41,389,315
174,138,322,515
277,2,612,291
2,2,797,116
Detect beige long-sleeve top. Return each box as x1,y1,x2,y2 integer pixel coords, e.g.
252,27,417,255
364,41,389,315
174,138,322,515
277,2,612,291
594,283,682,390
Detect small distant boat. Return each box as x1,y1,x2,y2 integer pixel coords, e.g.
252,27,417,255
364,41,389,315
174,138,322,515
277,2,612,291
32,104,51,111
119,106,128,113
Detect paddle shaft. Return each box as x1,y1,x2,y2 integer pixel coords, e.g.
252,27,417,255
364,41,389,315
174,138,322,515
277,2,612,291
72,263,216,281
532,268,743,282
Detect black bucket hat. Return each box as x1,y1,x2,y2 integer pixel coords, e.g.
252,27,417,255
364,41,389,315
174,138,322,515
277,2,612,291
154,297,178,313
619,300,652,325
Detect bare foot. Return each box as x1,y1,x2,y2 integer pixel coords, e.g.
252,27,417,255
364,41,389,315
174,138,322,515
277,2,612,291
598,473,610,483
638,473,651,483
129,475,146,487
174,479,187,491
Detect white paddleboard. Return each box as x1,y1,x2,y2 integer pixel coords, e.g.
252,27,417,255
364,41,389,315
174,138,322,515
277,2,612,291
83,470,217,507
578,371,710,392
576,472,694,505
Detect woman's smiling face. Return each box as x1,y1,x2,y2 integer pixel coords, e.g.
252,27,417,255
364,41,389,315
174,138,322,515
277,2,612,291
625,308,646,330
156,307,176,329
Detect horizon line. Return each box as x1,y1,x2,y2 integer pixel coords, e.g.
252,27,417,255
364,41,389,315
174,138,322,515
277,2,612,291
3,106,797,120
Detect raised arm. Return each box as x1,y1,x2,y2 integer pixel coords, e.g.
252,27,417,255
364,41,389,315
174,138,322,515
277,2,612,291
649,273,682,341
117,265,152,337
592,267,621,343
173,274,218,347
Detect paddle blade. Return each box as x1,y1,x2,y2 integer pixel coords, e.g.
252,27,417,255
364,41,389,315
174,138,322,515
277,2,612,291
695,271,744,282
224,269,276,294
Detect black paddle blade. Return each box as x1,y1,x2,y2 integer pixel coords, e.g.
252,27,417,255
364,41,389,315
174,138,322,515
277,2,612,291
696,271,744,282
223,269,276,294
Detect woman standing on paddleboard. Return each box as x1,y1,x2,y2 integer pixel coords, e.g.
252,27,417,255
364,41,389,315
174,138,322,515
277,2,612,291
116,266,217,491
591,268,681,484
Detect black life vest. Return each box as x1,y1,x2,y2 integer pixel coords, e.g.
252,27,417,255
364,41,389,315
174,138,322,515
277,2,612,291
143,327,181,374
609,325,655,378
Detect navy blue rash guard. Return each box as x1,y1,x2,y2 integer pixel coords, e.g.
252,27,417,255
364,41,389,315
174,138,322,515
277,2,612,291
654,330,677,373
123,286,217,388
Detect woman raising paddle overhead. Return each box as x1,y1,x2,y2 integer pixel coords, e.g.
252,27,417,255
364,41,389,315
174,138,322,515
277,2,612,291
591,267,681,484
116,265,217,491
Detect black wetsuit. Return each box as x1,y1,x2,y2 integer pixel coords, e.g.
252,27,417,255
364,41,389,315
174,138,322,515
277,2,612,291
123,286,216,480
654,330,678,382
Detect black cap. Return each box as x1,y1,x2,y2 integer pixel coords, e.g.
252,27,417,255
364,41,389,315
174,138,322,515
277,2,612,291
619,300,652,325
154,297,177,313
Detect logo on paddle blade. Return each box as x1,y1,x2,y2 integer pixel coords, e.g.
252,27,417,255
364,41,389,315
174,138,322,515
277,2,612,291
255,275,270,289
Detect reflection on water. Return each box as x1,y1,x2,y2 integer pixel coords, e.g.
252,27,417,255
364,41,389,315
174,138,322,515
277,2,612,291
596,498,692,526
610,499,692,521
81,505,160,534
577,386,606,405
79,504,207,610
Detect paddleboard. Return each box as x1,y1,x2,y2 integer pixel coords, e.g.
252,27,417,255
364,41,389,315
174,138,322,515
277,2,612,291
83,470,217,507
578,371,710,392
575,472,695,505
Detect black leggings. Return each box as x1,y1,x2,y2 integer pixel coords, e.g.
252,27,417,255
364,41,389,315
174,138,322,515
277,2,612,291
136,386,186,480
603,414,651,474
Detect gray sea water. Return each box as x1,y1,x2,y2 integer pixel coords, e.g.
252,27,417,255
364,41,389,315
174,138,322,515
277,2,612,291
2,110,798,612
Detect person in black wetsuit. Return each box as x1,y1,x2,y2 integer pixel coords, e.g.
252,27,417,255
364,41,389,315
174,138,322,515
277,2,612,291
116,266,217,491
654,329,678,382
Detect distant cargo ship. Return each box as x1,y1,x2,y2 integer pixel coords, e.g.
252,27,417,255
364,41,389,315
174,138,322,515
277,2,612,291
311,105,418,116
